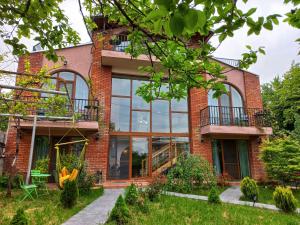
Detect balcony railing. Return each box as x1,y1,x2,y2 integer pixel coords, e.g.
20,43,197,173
19,96,99,121
105,34,130,52
200,106,271,127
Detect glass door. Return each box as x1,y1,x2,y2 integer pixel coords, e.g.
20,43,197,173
237,140,250,178
223,140,240,180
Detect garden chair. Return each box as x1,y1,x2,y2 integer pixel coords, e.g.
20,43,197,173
19,177,38,202
31,169,49,194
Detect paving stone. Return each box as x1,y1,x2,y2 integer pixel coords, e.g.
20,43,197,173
220,186,242,202
62,189,124,225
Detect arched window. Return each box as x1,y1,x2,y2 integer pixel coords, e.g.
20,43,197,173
44,71,89,99
208,84,245,125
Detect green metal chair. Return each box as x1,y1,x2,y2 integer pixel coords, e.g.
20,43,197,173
31,169,49,194
19,177,38,202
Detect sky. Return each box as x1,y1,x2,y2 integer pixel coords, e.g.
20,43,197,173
0,0,299,84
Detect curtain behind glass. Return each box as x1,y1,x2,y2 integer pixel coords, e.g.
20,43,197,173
212,140,221,175
237,140,250,178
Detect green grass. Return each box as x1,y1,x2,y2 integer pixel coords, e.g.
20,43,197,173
0,187,104,225
240,186,300,207
166,186,228,196
108,195,300,225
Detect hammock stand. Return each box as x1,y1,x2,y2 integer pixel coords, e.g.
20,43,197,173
54,118,89,189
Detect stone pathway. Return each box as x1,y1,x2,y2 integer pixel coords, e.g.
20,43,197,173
62,189,124,225
219,186,242,202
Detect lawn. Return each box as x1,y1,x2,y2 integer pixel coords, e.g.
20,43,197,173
108,195,300,225
0,187,104,225
240,186,300,207
166,186,228,196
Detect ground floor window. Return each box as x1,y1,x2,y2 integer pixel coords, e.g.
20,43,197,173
212,139,250,180
108,136,190,179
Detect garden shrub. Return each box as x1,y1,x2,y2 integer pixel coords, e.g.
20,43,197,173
108,195,130,225
167,154,216,192
145,176,165,202
78,163,95,195
10,208,28,225
60,153,80,172
208,186,221,204
125,183,138,205
60,180,79,208
240,177,259,201
273,186,297,212
260,137,300,185
136,195,150,214
0,174,22,189
34,157,49,173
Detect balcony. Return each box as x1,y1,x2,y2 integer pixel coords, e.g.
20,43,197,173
101,35,159,72
200,106,272,136
17,97,99,131
19,96,99,121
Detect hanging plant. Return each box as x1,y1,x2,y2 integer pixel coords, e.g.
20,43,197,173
109,35,121,45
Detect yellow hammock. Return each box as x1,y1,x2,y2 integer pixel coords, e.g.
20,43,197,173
55,125,88,189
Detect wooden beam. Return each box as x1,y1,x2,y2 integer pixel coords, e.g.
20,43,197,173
0,84,67,95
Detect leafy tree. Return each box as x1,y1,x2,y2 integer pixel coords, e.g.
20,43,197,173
260,137,300,185
3,0,299,100
261,63,300,135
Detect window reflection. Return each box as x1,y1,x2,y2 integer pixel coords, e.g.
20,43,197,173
152,100,170,133
171,98,188,112
110,97,130,131
172,137,190,158
132,111,150,132
132,80,150,110
109,136,130,179
172,113,189,133
112,78,131,96
152,137,170,172
132,138,149,177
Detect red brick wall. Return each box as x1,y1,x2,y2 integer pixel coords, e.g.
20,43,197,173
244,72,263,109
84,32,112,181
248,137,266,181
189,87,213,163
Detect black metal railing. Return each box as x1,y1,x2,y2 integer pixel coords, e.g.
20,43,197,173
200,106,271,127
19,96,99,121
105,34,130,52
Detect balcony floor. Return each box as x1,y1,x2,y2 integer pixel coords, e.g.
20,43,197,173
200,125,272,136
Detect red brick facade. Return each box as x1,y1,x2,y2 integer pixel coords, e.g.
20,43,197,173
3,31,270,183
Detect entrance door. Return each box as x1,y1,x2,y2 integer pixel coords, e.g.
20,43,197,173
222,140,240,180
237,140,250,178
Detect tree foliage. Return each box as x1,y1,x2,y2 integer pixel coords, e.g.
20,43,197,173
261,63,300,135
260,137,300,185
2,0,297,101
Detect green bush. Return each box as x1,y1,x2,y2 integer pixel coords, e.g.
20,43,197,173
60,153,80,172
109,195,130,225
34,157,49,173
78,163,95,195
240,177,259,201
273,186,297,212
167,155,216,192
208,186,221,204
145,176,164,202
125,183,138,205
260,137,300,185
0,174,22,189
60,180,79,208
10,208,28,225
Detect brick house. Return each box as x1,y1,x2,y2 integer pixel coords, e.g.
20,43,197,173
4,17,272,184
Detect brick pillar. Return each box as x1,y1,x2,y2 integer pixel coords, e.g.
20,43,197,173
85,32,112,181
244,72,266,180
189,87,212,163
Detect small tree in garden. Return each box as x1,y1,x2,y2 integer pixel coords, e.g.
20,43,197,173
108,195,130,225
34,157,50,173
273,186,297,213
208,186,221,204
260,137,300,185
125,183,139,205
167,155,216,192
240,177,259,201
60,180,79,208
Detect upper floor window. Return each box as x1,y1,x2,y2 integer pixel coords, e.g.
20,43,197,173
45,71,89,99
110,77,189,133
208,84,243,108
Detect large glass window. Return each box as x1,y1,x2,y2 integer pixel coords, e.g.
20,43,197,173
110,77,189,134
152,137,170,172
